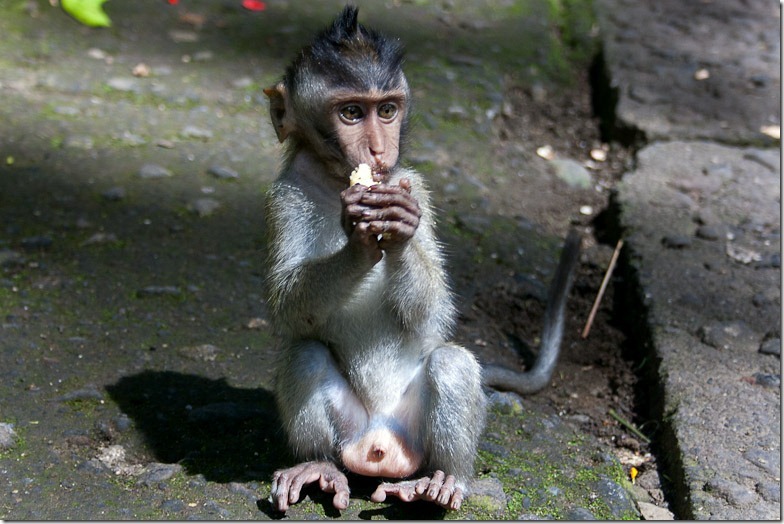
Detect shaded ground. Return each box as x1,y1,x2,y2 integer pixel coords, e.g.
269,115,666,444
451,74,644,464
1,0,662,519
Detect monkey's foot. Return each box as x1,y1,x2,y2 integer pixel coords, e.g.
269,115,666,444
370,470,464,510
271,461,350,512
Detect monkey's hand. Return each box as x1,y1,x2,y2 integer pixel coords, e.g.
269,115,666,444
271,461,351,513
343,177,421,251
370,470,464,510
341,184,385,264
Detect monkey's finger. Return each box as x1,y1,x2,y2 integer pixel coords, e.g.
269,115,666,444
361,190,421,214
317,470,347,493
320,478,350,510
359,189,419,209
368,220,416,237
370,484,389,503
371,482,417,503
396,484,417,502
353,222,384,245
345,203,377,220
367,182,410,195
373,225,417,248
286,469,323,505
361,206,420,227
340,188,367,206
332,491,350,510
426,470,446,500
449,486,464,511
273,495,289,512
271,471,293,511
318,472,351,509
436,474,457,506
341,184,369,202
414,476,430,495
357,194,421,223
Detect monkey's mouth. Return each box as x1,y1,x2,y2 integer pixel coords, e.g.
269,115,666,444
371,163,390,182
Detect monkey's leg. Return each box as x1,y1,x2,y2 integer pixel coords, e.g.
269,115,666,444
272,341,367,512
371,344,486,510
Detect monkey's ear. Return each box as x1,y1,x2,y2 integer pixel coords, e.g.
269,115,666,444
263,82,295,143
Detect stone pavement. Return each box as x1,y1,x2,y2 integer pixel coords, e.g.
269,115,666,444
596,0,781,519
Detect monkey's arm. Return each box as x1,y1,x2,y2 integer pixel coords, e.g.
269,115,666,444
379,175,456,339
340,171,455,338
265,182,379,336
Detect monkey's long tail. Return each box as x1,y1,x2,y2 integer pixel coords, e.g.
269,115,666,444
482,229,582,395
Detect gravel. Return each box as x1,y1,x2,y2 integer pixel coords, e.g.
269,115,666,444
0,423,18,450
138,163,173,179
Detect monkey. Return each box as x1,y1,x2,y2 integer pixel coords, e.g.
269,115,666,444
262,5,580,513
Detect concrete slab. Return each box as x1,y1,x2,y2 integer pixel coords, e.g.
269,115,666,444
596,0,780,145
617,140,780,519
597,0,781,518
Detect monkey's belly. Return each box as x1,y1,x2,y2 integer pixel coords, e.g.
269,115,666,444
340,427,423,478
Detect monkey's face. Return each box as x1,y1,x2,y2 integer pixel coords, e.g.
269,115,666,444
330,89,406,178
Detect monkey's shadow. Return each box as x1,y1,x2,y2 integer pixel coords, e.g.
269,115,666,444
106,370,287,484
107,371,449,520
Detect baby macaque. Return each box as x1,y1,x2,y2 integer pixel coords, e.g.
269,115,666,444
263,5,579,514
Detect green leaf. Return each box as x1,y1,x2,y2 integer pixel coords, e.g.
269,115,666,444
61,0,112,28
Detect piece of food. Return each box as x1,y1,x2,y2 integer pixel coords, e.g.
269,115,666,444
350,163,375,186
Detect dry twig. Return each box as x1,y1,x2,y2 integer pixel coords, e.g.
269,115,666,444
581,239,623,338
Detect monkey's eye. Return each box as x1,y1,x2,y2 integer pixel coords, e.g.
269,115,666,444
378,103,398,120
339,105,364,123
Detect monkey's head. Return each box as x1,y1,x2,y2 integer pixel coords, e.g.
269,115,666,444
265,6,410,179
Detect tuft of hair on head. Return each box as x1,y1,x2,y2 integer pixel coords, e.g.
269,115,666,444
288,5,407,95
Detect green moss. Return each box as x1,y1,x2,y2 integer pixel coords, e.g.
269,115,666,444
62,398,103,415
574,467,600,483
472,405,640,520
542,0,600,83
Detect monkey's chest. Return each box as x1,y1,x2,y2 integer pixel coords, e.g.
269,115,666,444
327,271,416,406
328,260,395,339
